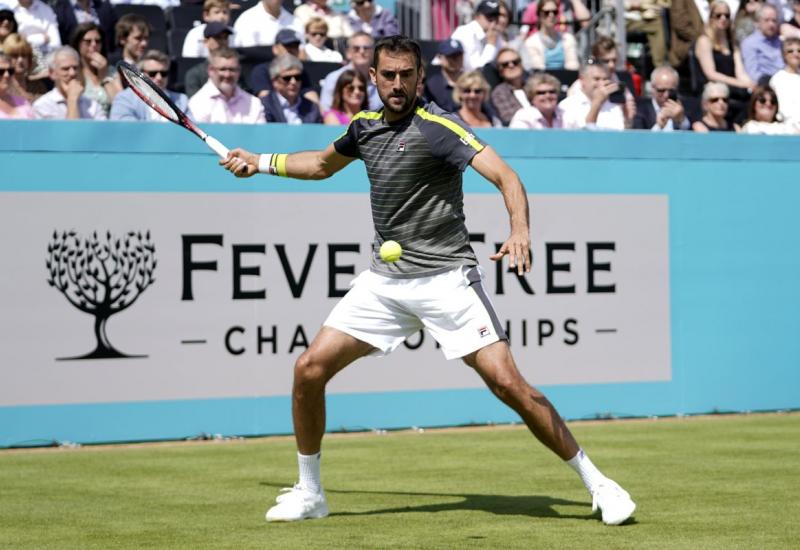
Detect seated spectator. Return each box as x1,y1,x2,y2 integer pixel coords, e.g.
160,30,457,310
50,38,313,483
247,28,319,103
523,0,579,71
668,0,704,68
560,61,630,130
293,0,351,40
490,47,529,125
70,22,119,114
741,4,785,82
453,70,502,127
423,38,464,111
738,84,800,133
2,32,48,100
0,9,18,43
623,0,668,67
509,72,563,129
692,81,734,131
262,53,321,123
734,0,762,45
183,21,233,98
110,49,189,121
9,0,61,55
33,45,106,118
567,37,631,99
781,0,800,39
346,0,399,40
633,66,690,130
770,37,800,123
233,0,303,48
188,47,265,123
695,1,756,95
182,0,231,59
323,69,367,124
53,0,116,53
111,14,148,66
320,31,380,110
0,51,35,118
520,0,591,35
303,17,343,63
450,0,505,71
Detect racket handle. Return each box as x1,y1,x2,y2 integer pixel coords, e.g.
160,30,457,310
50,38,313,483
204,135,230,159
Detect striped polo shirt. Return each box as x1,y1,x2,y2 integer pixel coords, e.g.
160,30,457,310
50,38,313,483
334,100,486,278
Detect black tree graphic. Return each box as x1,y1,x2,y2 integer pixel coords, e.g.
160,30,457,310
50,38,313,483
46,230,157,360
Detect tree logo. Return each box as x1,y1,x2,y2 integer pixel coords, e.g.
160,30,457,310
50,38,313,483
46,230,157,360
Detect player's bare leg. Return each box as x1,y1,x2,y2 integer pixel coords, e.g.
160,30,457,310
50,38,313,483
463,341,636,525
266,326,374,522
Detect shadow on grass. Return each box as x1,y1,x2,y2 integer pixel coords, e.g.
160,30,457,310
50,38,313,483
258,481,634,523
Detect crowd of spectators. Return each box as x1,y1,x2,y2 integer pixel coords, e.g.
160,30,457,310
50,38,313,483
0,0,797,134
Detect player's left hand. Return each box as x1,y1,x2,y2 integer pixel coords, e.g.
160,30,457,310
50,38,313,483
490,232,531,276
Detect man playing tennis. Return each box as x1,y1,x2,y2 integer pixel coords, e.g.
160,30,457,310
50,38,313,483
220,35,636,526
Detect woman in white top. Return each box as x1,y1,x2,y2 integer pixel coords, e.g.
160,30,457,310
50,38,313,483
770,37,800,124
303,17,344,63
738,85,800,134
523,0,579,71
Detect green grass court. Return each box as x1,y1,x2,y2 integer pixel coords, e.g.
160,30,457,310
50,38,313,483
2,412,798,549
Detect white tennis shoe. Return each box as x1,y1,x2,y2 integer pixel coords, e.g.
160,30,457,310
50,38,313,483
265,484,329,522
591,478,636,525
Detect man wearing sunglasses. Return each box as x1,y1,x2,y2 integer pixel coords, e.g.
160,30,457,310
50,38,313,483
262,53,322,123
450,0,505,71
110,49,190,121
320,31,381,111
632,66,689,131
490,47,530,126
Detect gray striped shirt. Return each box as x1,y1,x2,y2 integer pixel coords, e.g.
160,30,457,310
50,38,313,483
334,100,486,278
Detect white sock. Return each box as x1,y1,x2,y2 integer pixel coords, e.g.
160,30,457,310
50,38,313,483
566,448,605,493
297,451,322,493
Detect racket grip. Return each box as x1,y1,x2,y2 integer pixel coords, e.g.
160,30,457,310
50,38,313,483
204,135,230,159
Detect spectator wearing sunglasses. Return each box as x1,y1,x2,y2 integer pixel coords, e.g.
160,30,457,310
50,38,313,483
248,28,319,104
346,0,399,40
738,84,800,133
770,37,800,123
509,72,564,129
110,50,189,121
450,0,505,71
692,81,734,132
262,53,321,124
293,0,352,40
323,68,367,125
69,22,119,115
0,51,35,119
452,69,502,127
490,47,530,125
633,66,690,131
320,31,380,111
523,0,579,71
304,17,343,62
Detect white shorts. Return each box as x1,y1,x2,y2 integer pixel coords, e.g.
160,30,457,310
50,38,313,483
324,265,508,360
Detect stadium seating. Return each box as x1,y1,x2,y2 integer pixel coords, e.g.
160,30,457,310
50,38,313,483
168,4,203,30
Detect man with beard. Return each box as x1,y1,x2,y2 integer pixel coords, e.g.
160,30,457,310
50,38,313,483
219,35,636,527
188,47,264,123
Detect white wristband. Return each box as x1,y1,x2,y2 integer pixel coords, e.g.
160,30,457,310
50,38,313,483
258,153,274,174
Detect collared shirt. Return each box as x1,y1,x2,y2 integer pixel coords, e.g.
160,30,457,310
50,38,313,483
649,98,690,131
450,19,505,71
232,3,303,47
188,80,265,124
559,87,625,130
741,30,785,82
8,0,61,51
509,105,564,129
32,87,106,119
277,92,302,125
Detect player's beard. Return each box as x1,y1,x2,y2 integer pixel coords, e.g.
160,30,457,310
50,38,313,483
381,88,415,116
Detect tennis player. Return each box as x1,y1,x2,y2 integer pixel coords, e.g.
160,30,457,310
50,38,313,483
220,35,636,526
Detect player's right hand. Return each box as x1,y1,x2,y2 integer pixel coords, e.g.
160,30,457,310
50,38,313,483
220,148,258,178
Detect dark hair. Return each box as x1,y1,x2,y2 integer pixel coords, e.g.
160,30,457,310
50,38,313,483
0,9,17,34
373,35,422,71
70,22,106,56
591,36,617,58
331,69,368,112
746,84,779,122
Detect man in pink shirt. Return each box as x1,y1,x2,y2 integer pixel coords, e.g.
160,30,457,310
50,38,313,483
188,47,265,124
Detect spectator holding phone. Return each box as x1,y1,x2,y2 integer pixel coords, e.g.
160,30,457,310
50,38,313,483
633,65,689,130
692,81,734,131
560,60,631,130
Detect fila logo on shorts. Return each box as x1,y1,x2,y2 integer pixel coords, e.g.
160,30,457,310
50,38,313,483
478,326,490,337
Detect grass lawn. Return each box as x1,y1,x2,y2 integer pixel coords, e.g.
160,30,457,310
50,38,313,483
1,412,798,549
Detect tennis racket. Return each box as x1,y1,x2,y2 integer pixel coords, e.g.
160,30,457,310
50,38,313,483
117,60,229,158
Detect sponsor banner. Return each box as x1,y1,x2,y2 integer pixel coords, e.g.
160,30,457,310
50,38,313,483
0,193,670,406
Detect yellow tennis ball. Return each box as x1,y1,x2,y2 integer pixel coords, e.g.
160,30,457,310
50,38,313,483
379,240,402,263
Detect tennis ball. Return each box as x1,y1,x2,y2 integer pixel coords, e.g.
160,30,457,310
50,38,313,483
379,240,402,263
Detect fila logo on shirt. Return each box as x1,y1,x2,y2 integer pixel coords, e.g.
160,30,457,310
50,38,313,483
397,141,405,152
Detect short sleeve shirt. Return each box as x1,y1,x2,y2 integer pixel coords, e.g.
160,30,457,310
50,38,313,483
333,100,486,278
